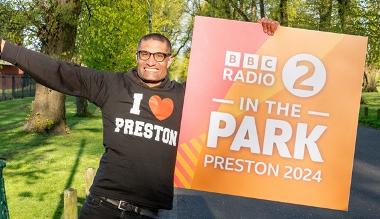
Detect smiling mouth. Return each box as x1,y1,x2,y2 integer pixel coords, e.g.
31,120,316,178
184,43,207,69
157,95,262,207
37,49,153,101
144,68,159,72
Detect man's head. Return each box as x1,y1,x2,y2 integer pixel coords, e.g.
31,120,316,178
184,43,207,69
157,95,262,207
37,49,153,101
136,33,173,87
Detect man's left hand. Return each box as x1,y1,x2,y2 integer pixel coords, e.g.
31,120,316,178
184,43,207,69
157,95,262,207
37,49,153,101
258,18,280,36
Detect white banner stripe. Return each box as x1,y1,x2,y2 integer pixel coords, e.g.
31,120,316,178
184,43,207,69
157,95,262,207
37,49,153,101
212,98,234,104
308,111,330,117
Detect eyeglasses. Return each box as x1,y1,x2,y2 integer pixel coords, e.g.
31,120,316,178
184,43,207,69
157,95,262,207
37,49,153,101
137,50,171,62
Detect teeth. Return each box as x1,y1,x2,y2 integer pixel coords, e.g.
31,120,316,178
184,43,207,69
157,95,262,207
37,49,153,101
145,68,158,72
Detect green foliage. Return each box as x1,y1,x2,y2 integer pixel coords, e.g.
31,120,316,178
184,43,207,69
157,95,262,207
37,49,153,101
359,92,380,128
76,0,186,72
170,53,189,82
0,0,82,51
0,1,32,44
196,0,259,21
151,0,185,37
149,0,187,80
76,1,148,71
1,0,379,76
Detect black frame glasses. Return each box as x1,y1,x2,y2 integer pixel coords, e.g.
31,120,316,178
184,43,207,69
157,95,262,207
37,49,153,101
137,50,171,62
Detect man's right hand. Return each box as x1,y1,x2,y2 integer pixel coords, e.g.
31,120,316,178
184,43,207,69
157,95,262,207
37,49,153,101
257,18,280,36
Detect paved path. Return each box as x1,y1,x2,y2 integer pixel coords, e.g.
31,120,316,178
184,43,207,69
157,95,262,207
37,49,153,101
161,125,380,218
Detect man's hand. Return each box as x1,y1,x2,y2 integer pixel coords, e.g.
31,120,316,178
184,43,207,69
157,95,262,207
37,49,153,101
258,18,280,36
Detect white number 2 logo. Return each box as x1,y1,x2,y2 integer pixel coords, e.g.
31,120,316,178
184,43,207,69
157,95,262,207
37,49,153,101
282,54,326,98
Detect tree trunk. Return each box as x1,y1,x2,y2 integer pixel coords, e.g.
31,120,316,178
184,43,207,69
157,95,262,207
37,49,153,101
228,0,250,21
337,0,349,32
279,0,288,26
250,0,257,21
318,0,333,31
24,0,81,134
76,97,89,117
24,84,67,133
259,0,265,18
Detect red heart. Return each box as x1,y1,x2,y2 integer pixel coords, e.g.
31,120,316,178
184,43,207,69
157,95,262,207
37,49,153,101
149,95,174,121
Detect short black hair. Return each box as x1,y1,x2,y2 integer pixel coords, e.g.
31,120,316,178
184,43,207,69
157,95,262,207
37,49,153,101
137,33,172,53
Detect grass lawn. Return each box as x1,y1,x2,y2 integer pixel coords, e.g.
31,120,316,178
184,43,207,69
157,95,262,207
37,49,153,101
359,92,380,129
0,96,104,219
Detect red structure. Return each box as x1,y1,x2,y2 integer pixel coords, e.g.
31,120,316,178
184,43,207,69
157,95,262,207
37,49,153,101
0,60,24,90
0,60,23,75
0,60,35,101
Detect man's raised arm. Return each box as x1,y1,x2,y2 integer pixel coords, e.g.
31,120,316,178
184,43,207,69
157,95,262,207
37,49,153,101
0,39,111,107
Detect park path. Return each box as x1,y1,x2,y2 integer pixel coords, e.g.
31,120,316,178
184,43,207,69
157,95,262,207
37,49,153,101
161,125,380,219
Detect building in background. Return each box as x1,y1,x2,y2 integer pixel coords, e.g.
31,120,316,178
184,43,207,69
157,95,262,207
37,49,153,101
0,60,35,101
0,60,24,75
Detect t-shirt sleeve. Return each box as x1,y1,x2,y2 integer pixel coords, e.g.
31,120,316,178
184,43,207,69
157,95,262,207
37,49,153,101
1,42,110,107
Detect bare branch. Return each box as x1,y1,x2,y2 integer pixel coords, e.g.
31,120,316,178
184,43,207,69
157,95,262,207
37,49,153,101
228,0,251,21
172,30,191,58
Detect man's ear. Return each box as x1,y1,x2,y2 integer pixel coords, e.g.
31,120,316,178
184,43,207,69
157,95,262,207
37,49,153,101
167,56,175,68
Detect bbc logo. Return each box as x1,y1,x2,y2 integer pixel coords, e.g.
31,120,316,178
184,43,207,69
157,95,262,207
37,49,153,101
225,51,277,72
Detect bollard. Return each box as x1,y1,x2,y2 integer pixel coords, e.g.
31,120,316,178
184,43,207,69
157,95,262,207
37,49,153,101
64,188,78,219
85,168,96,196
364,106,369,118
0,160,9,219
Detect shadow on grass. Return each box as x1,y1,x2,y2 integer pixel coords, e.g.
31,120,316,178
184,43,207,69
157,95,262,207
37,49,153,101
52,138,86,219
0,96,102,218
0,130,54,186
0,105,96,162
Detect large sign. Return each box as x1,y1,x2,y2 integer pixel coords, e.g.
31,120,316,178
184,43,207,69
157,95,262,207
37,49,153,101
174,16,368,210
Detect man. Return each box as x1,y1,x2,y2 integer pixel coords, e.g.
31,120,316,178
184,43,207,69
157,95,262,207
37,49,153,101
0,18,279,219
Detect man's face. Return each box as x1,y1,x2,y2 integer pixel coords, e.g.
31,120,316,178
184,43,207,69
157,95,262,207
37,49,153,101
137,39,173,87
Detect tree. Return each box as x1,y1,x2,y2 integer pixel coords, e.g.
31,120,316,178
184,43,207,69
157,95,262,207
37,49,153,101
77,0,186,76
23,0,82,134
337,0,350,32
259,0,265,18
150,0,188,80
279,0,288,26
1,0,82,133
0,1,28,45
77,1,147,72
318,0,333,31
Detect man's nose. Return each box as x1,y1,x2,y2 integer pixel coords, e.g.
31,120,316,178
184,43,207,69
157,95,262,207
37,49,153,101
146,55,157,65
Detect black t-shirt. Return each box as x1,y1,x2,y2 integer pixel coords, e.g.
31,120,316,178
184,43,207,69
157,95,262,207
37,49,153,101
1,42,186,209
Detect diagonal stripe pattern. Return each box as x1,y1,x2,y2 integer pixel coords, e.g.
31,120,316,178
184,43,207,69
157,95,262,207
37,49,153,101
174,134,205,188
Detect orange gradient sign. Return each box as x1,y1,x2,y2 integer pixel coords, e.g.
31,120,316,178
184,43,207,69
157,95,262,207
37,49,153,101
174,16,368,211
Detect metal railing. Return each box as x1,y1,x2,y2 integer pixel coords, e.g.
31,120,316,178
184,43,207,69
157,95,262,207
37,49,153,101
0,74,35,101
0,160,9,219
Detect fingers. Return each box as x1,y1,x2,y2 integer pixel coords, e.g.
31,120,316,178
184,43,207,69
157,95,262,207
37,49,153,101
258,18,280,36
257,18,269,35
270,21,280,35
